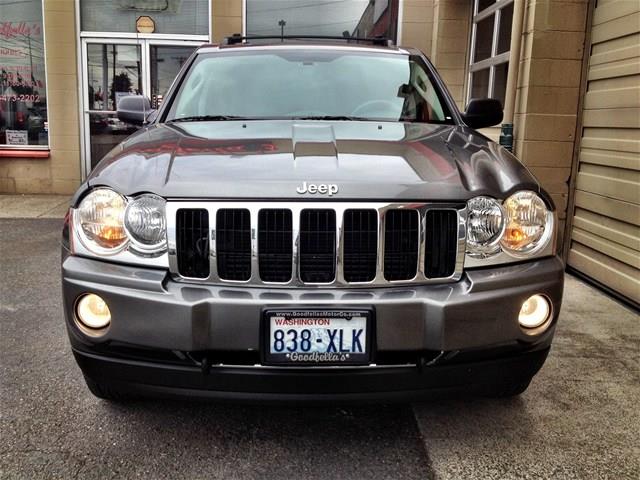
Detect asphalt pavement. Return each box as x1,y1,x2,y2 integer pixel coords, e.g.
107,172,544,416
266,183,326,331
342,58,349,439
1,218,638,480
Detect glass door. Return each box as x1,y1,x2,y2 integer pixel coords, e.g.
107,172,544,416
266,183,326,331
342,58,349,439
149,44,197,109
81,39,199,173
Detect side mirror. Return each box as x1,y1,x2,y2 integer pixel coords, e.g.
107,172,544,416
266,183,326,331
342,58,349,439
462,98,503,129
117,95,155,126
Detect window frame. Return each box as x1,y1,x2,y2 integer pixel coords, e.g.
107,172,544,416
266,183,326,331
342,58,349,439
76,0,211,42
0,0,49,150
466,0,514,103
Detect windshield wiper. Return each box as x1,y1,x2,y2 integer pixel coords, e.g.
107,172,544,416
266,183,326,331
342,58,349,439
168,115,247,123
292,115,369,121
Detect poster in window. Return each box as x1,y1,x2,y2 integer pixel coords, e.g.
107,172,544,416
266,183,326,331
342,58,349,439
0,0,48,147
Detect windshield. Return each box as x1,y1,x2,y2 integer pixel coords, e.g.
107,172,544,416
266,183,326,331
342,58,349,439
167,49,454,124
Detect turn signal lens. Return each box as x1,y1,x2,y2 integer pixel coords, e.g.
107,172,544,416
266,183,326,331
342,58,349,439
76,294,111,330
76,188,128,253
519,294,551,330
501,191,550,255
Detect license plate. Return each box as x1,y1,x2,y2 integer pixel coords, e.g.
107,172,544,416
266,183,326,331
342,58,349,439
263,310,371,365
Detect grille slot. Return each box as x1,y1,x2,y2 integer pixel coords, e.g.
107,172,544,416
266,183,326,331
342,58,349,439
343,209,378,282
216,209,251,281
299,209,336,283
383,209,419,281
425,209,458,278
176,209,209,278
258,209,293,282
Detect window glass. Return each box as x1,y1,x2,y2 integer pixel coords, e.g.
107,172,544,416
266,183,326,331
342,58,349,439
471,69,490,99
80,0,208,35
169,50,452,124
468,0,513,105
498,3,514,54
0,0,48,147
493,62,509,106
246,0,399,42
474,15,495,63
86,44,142,111
477,0,495,13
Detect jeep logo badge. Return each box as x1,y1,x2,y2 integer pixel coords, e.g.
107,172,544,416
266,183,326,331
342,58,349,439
296,181,338,196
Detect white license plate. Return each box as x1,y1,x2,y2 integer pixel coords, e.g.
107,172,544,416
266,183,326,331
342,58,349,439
264,310,370,365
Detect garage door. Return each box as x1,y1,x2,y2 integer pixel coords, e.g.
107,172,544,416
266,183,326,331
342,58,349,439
568,0,640,304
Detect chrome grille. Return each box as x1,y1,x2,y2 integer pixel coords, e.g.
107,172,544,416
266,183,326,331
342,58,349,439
167,202,466,288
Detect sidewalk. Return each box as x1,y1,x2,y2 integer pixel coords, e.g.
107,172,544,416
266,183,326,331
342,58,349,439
0,194,69,218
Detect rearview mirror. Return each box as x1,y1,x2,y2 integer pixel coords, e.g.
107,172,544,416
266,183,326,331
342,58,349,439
117,95,155,126
462,98,503,129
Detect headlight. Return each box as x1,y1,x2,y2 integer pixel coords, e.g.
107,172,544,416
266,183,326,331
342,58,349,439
76,188,128,254
466,196,505,257
501,191,552,256
124,194,167,254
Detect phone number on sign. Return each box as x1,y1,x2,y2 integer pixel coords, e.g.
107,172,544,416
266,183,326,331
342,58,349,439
0,94,40,102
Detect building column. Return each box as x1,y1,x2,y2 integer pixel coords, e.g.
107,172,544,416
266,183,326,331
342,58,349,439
430,0,471,110
211,0,243,43
513,0,590,245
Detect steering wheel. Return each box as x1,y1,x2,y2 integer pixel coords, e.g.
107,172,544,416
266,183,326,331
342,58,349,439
351,100,398,118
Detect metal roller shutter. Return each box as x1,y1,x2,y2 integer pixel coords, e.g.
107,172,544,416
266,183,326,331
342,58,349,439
568,0,640,304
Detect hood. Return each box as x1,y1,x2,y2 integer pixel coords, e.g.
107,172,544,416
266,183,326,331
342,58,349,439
86,120,539,202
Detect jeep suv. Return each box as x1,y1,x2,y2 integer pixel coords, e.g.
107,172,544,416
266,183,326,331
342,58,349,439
61,37,564,402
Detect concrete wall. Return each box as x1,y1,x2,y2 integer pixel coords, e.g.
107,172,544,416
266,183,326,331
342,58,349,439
0,0,81,194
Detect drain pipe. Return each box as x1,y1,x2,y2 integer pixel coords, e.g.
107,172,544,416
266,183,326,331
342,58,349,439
500,0,527,152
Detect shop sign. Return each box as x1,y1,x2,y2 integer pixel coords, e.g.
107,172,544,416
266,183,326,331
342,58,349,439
136,16,155,33
6,130,28,145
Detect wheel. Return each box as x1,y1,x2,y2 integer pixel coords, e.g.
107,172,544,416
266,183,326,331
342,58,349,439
487,378,532,398
83,375,135,402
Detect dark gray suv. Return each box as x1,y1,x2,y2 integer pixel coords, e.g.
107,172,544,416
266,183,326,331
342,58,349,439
61,37,564,402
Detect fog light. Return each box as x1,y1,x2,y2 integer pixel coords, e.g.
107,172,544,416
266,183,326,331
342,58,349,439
76,294,111,331
519,294,551,330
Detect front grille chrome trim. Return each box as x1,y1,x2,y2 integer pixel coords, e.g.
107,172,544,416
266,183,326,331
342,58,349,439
167,202,467,288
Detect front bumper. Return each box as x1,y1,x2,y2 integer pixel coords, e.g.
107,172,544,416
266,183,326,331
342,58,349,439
62,255,564,399
74,347,550,402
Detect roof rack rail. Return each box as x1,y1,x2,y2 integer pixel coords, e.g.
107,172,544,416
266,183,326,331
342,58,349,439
223,34,393,47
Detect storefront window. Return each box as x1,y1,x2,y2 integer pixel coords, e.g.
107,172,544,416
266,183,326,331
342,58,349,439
0,0,48,148
80,0,208,36
246,0,399,42
468,0,513,106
